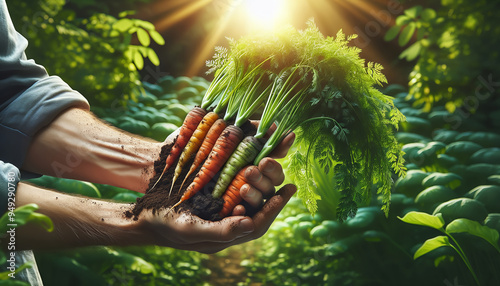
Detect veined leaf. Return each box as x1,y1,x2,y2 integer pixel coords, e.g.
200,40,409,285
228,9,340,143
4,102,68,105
414,236,450,260
399,211,445,230
446,218,500,253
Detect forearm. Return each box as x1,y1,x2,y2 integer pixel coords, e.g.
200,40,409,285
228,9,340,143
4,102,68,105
22,108,163,193
13,183,154,250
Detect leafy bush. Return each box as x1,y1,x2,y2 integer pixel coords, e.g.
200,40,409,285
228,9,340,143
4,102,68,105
7,0,164,107
385,0,500,112
242,83,500,285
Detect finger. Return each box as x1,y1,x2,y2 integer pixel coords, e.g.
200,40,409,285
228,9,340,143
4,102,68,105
240,184,264,208
250,184,297,238
244,165,275,198
268,131,295,159
258,158,285,186
157,211,253,245
180,184,297,253
192,216,255,243
232,205,246,216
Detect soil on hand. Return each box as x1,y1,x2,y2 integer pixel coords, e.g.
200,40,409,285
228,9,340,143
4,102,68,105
125,120,258,221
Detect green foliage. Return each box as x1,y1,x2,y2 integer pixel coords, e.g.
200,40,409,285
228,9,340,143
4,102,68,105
399,211,445,230
36,246,209,286
208,21,407,221
446,219,500,253
385,1,500,112
413,235,450,260
7,0,164,106
243,83,500,285
25,76,208,285
0,204,53,282
0,204,53,234
399,211,500,285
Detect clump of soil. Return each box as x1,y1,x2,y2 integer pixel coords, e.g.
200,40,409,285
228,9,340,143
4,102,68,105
126,119,258,221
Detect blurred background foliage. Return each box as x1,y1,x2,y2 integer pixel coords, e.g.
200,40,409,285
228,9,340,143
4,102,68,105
386,0,500,113
7,0,163,107
3,0,500,285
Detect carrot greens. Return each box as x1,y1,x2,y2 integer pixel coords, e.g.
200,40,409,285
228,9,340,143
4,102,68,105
205,21,406,221
158,20,406,220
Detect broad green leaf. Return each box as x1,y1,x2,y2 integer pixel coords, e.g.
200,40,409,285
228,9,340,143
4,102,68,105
396,15,411,26
133,50,144,70
416,28,426,41
118,10,136,18
135,19,155,31
384,26,401,42
414,235,450,259
113,18,133,32
404,6,423,19
0,204,36,233
398,22,416,46
399,41,421,61
446,218,500,253
0,262,33,281
107,248,157,275
150,30,165,45
434,255,454,267
399,211,445,230
148,49,160,66
26,213,54,232
137,28,150,47
138,46,149,57
0,204,53,233
421,8,436,21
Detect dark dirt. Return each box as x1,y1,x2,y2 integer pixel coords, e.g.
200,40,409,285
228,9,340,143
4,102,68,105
125,120,258,221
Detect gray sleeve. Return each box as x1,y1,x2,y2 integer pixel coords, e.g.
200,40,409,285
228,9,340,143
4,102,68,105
0,0,90,172
0,160,20,215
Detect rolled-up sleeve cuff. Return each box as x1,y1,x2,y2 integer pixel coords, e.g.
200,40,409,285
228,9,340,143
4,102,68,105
0,161,20,215
0,76,90,172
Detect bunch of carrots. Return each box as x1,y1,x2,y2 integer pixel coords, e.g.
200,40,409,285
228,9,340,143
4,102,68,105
148,21,406,220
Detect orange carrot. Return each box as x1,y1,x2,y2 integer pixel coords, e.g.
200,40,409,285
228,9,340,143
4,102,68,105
218,166,249,218
169,112,219,194
148,107,206,192
170,125,244,209
178,118,227,192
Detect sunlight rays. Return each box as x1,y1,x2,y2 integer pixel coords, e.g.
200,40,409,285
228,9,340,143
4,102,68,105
184,6,234,76
153,0,212,32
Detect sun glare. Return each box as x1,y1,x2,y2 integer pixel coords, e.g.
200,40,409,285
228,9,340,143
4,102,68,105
244,0,285,31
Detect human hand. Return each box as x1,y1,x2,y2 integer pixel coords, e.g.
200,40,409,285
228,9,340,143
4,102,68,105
140,183,296,253
230,122,295,216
